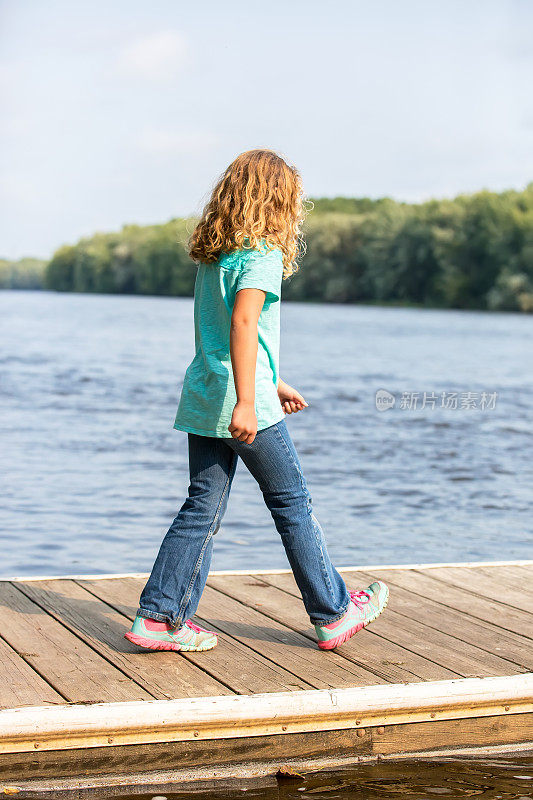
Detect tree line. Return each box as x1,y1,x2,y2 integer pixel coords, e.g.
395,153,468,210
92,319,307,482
4,184,533,311
0,257,46,290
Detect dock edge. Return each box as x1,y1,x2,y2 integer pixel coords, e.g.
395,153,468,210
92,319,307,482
1,674,532,754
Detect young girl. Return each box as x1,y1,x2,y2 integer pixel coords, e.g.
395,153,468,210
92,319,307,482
125,149,388,653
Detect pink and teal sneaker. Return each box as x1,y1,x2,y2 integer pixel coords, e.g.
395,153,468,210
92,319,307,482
315,581,389,650
124,615,218,652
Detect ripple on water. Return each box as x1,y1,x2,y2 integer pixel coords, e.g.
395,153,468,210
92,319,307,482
1,291,532,575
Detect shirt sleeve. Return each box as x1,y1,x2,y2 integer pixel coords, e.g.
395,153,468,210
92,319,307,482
235,246,284,303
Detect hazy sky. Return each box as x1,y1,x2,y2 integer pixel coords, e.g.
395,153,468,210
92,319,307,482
1,0,532,259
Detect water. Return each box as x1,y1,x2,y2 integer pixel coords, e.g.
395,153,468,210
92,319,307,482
91,755,533,799
1,291,531,577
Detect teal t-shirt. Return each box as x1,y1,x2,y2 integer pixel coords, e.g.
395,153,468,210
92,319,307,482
174,243,285,437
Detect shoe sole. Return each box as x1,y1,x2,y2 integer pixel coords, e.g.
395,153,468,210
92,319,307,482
124,631,218,652
317,588,389,650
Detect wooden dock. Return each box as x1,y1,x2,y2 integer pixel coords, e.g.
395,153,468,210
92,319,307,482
1,561,532,796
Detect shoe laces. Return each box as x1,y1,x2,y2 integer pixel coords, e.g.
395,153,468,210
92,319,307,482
349,588,372,610
185,619,216,635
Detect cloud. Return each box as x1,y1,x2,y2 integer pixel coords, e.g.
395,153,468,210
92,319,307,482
116,31,188,81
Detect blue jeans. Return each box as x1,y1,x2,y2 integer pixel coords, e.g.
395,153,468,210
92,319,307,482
137,419,351,627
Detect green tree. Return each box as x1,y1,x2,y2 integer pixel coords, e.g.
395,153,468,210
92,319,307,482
40,183,533,312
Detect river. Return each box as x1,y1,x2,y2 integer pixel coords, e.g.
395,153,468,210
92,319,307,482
1,290,531,577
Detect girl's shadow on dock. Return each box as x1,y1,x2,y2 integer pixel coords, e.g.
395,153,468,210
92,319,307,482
0,578,315,663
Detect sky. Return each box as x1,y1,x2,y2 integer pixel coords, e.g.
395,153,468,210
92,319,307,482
1,0,532,259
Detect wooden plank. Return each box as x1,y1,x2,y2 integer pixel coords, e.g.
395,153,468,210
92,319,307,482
2,674,530,754
257,571,527,679
365,568,533,640
484,564,533,581
417,566,533,614
0,636,63,709
183,580,385,688
0,728,372,782
3,711,532,786
3,711,533,786
207,573,460,683
0,582,151,705
372,711,533,756
476,565,533,597
14,579,233,700
347,569,533,671
93,576,387,689
78,578,313,694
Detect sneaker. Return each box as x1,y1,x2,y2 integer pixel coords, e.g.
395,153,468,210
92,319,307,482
314,580,389,650
124,615,218,652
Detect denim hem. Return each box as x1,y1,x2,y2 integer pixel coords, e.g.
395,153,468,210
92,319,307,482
136,607,178,626
310,597,351,627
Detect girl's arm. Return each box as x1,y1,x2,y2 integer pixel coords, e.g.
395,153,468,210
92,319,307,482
228,288,266,444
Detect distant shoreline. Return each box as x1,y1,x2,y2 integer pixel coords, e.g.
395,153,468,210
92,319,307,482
3,185,533,312
2,287,528,316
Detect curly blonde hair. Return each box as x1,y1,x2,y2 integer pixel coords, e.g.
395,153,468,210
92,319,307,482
189,149,306,278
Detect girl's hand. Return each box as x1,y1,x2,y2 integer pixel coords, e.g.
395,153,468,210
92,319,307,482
228,401,258,443
277,379,309,415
